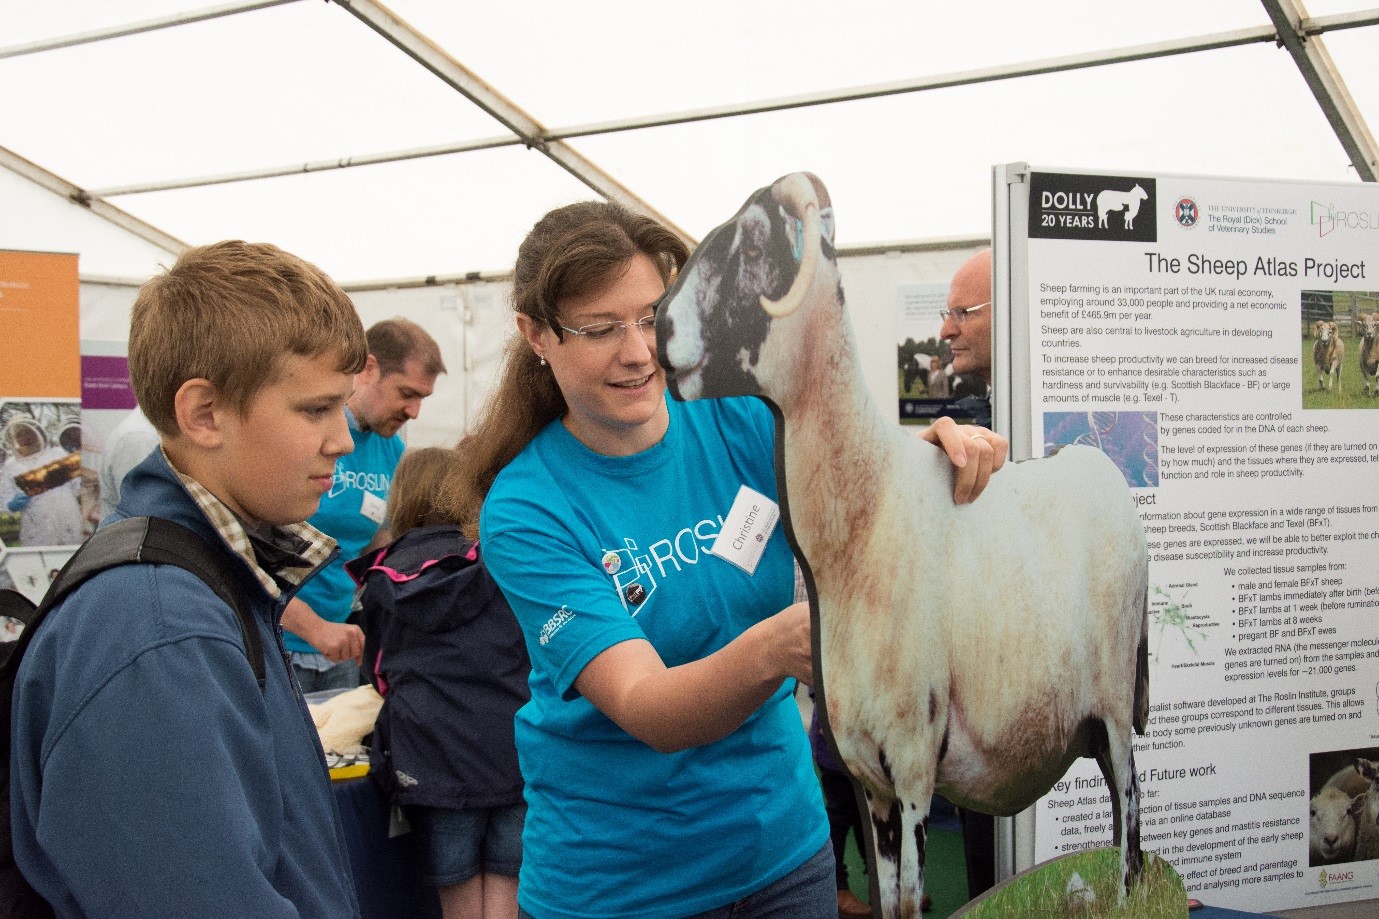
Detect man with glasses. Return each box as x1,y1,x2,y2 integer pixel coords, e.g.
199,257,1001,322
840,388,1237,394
282,317,444,692
940,248,994,429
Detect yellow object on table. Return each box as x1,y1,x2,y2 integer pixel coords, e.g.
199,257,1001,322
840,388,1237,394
330,762,370,782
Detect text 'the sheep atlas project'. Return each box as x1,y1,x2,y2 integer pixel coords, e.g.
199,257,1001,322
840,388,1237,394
657,172,1185,918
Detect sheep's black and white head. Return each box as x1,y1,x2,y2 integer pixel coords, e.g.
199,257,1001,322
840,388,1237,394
658,172,835,401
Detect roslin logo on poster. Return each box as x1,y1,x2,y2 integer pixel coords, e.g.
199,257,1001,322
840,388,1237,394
1028,172,1158,243
1310,199,1379,238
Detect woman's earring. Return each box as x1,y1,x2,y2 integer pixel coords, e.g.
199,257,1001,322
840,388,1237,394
539,356,547,366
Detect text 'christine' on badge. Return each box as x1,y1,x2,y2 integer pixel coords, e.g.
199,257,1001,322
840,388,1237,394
708,485,779,576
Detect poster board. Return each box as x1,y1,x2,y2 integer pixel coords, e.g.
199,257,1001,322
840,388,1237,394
998,163,1379,913
0,250,86,561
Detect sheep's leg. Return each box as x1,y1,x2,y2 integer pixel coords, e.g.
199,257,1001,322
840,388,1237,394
1094,726,1144,902
865,788,903,919
897,799,930,919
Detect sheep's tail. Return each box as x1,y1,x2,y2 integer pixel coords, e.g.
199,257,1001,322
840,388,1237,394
1133,589,1150,735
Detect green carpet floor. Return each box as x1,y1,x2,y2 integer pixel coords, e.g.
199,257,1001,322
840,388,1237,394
842,824,971,919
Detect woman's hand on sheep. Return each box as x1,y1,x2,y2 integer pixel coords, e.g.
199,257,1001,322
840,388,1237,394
920,417,1008,504
756,600,815,687
572,601,815,753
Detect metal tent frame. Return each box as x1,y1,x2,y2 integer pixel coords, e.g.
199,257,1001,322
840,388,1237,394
1,0,1376,280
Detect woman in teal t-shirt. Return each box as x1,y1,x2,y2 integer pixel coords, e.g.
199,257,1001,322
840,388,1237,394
443,201,1003,919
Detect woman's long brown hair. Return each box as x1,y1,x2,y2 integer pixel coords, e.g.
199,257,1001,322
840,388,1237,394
437,201,688,538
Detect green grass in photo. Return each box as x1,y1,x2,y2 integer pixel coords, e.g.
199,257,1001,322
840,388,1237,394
1300,337,1379,409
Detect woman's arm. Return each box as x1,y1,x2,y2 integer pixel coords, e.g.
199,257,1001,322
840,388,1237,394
574,600,811,754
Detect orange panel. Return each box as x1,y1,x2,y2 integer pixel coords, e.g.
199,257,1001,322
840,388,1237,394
0,250,80,398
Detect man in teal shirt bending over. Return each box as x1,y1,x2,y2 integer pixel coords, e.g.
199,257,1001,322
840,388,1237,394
282,317,444,692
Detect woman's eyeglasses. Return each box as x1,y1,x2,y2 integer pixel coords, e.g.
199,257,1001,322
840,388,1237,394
558,314,657,345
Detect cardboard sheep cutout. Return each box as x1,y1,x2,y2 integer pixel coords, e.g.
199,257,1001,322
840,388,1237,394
657,173,1160,917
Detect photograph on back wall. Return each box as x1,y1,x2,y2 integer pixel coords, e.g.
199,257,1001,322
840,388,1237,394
0,400,90,549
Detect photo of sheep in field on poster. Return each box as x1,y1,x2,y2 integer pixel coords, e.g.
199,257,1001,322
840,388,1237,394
658,172,1185,918
1301,290,1379,409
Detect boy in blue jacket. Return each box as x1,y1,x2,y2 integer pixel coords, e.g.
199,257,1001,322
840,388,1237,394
10,241,368,918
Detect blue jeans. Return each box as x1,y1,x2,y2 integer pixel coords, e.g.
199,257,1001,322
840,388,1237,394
291,657,361,694
408,802,526,886
518,842,834,919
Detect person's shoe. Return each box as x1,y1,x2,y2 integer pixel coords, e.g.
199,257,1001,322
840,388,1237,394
922,892,933,911
837,889,872,918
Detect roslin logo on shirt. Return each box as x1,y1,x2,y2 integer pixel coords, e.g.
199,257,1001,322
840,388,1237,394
328,468,390,499
597,518,727,615
599,538,658,615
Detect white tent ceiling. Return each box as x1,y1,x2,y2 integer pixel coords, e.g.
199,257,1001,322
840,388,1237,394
2,0,1377,284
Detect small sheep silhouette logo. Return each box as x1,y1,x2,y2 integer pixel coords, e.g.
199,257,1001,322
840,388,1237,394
1097,184,1149,229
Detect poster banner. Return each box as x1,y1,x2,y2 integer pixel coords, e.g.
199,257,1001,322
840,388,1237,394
1003,166,1379,913
0,400,88,551
897,282,956,424
0,250,80,399
897,283,987,426
0,250,85,555
79,340,145,520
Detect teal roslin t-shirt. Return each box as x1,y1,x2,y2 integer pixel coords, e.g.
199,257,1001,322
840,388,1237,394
480,395,826,919
286,411,403,654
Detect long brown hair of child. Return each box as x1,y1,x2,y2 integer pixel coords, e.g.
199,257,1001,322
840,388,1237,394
386,446,466,541
437,201,688,539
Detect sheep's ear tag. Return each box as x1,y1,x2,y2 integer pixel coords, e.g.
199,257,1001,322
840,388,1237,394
707,485,779,576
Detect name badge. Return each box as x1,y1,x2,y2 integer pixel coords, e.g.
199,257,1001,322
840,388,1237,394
708,485,779,576
360,490,388,526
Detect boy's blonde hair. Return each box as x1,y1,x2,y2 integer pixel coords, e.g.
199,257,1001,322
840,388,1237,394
129,241,368,435
387,446,465,539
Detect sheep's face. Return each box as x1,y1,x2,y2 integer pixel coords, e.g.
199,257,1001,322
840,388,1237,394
1311,788,1357,861
1362,314,1377,342
659,172,834,402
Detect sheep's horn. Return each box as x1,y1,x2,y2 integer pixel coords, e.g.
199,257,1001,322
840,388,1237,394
761,173,822,319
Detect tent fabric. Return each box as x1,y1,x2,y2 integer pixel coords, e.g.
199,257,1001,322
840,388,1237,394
3,1,1377,448
1,0,1375,284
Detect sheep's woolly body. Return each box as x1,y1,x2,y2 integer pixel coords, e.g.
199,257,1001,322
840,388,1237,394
767,244,1146,815
1315,321,1345,392
1358,313,1377,395
1352,760,1379,861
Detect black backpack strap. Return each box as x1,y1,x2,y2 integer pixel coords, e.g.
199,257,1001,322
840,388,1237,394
0,590,40,673
40,517,266,692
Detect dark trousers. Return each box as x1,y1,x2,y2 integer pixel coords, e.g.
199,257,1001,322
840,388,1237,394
958,807,995,899
819,766,864,890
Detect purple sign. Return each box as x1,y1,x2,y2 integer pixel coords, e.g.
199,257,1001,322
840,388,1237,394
80,355,136,410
